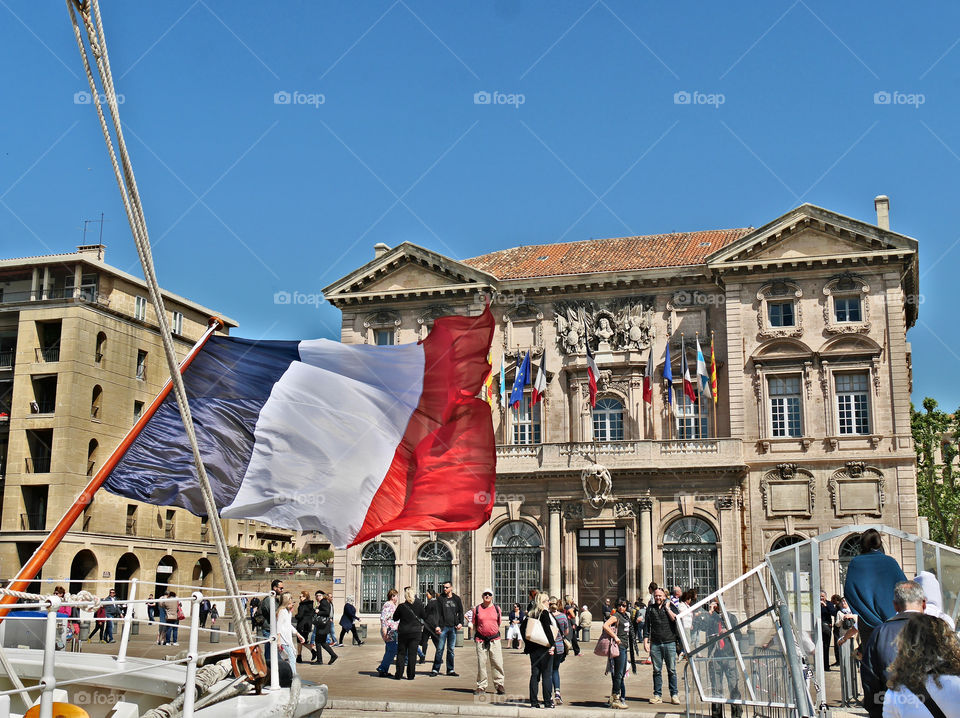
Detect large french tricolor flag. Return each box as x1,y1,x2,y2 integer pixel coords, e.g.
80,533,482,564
104,308,496,549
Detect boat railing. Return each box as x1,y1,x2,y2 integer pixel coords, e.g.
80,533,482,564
0,581,282,718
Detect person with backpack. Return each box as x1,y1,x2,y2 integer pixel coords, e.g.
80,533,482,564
473,589,505,696
198,597,211,629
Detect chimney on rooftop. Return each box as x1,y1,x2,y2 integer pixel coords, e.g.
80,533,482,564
374,242,391,259
77,244,106,261
874,195,890,230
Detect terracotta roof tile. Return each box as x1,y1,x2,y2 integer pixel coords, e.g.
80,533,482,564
462,228,753,280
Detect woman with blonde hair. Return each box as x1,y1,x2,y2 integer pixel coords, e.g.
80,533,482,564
276,592,305,677
520,591,556,708
884,613,960,718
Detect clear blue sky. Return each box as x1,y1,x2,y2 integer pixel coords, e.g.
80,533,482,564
1,1,958,411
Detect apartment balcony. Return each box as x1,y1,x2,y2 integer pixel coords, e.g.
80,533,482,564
0,350,13,370
34,347,60,363
20,511,46,531
495,438,745,476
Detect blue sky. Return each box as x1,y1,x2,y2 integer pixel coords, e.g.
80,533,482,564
1,1,959,410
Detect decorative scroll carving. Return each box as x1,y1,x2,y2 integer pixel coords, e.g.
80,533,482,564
828,461,885,517
417,304,456,339
756,280,803,339
554,297,655,355
547,499,563,514
363,309,401,344
563,502,584,520
581,463,614,509
716,496,735,510
759,464,815,516
637,497,653,512
803,361,813,399
502,302,545,360
614,501,637,519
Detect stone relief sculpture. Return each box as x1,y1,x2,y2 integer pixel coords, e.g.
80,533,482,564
553,297,655,354
581,462,614,509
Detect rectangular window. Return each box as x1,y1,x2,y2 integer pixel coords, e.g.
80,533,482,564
604,528,626,548
674,389,709,439
768,375,802,438
374,329,394,346
25,429,53,474
126,505,137,536
134,296,147,321
836,372,870,435
136,350,147,381
512,392,542,445
31,375,57,414
172,311,184,335
21,485,48,531
165,509,176,539
768,301,795,327
834,296,862,323
578,529,601,548
133,400,144,421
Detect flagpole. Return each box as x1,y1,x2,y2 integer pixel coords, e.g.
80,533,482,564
0,317,223,616
680,333,687,440
711,331,718,439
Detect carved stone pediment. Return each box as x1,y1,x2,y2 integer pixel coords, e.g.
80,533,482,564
828,462,885,517
759,464,815,517
502,302,545,359
554,297,655,355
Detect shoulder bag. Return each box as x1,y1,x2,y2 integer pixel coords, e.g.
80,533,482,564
524,613,551,647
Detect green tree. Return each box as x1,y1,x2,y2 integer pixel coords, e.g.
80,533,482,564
912,397,960,546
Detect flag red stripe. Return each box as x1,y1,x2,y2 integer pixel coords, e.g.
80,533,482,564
350,309,496,546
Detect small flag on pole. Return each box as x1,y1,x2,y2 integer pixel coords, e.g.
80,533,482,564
532,355,547,405
710,336,718,404
482,352,495,409
664,342,673,406
681,336,697,403
509,350,532,408
642,343,654,404
500,355,506,408
696,336,711,396
585,343,599,408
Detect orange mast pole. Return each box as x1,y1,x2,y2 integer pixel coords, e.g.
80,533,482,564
0,317,223,616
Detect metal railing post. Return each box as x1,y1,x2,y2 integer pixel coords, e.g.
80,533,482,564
39,597,61,718
183,592,203,718
116,578,137,664
777,601,813,718
268,594,280,691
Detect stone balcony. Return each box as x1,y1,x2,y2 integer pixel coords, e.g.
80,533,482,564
495,438,745,476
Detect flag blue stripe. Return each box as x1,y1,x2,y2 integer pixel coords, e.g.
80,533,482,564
104,336,301,515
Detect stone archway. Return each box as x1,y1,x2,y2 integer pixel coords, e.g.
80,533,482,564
192,557,214,588
115,552,140,601
69,549,98,594
155,555,178,596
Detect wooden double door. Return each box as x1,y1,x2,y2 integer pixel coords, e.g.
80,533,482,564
577,551,625,619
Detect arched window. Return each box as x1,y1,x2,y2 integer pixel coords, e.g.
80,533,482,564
663,517,718,596
91,385,103,420
361,541,396,613
838,534,861,589
87,439,98,477
771,535,804,552
593,397,624,441
492,521,542,609
95,332,106,364
417,541,452,597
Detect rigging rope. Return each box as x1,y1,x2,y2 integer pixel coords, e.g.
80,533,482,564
66,0,253,653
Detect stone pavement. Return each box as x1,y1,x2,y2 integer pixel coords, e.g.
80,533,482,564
81,627,860,716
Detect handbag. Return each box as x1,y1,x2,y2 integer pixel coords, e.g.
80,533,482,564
524,615,551,647
176,603,185,621
594,635,620,658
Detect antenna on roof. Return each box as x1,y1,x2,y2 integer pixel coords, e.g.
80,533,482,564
81,212,107,243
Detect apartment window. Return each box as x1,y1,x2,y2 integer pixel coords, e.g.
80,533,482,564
31,375,57,414
768,376,802,438
20,485,48,531
25,429,53,473
512,392,541,445
172,311,184,335
134,296,147,322
133,400,144,421
836,372,870,435
91,385,103,420
126,505,137,536
165,509,176,539
87,439,98,476
36,320,61,362
593,398,624,441
834,296,862,323
768,301,795,328
95,332,106,364
200,516,210,542
374,329,394,346
674,389,709,439
136,350,147,381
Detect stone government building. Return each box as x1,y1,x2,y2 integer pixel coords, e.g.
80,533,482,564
324,197,920,617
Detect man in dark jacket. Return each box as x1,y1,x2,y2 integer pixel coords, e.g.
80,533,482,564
295,593,315,663
257,579,284,638
430,582,464,676
643,588,680,704
420,589,440,663
861,580,926,718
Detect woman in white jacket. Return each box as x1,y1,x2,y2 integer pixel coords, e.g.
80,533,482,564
883,613,960,718
276,592,304,677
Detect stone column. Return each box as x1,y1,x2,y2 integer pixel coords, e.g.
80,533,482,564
548,500,562,597
42,266,50,300
30,268,39,301
73,264,82,298
638,497,653,593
